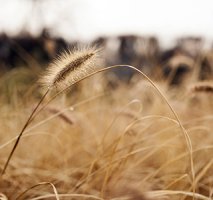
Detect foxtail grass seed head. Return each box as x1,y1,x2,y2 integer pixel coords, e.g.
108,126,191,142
40,47,101,90
190,81,213,93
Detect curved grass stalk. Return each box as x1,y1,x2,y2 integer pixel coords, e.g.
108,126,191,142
1,88,50,175
16,182,59,200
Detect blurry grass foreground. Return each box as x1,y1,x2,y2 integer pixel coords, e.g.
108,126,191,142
0,47,212,200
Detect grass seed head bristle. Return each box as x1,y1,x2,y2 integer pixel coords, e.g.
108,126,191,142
190,81,213,93
40,46,101,90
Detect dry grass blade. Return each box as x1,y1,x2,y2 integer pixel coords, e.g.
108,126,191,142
146,190,210,200
16,182,60,200
46,107,74,125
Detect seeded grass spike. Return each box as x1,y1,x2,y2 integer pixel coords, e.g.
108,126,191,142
1,46,100,175
191,81,213,93
40,47,101,90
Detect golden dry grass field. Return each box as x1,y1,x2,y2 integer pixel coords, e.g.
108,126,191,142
0,47,213,200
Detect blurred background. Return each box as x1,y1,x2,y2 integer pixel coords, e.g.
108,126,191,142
0,0,213,84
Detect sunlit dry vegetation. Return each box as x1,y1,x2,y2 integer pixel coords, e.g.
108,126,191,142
0,43,213,200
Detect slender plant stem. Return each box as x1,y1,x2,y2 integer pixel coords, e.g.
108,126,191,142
1,88,50,175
